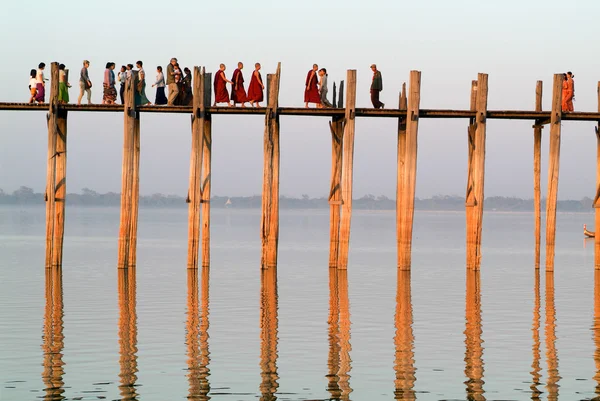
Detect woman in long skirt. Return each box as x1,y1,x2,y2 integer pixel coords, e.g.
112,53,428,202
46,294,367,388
318,68,333,108
135,60,150,106
102,62,117,104
152,66,167,105
58,64,71,104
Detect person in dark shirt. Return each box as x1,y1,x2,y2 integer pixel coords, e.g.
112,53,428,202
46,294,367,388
370,64,384,109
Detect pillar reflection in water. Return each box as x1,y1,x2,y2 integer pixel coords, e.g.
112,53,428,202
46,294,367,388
545,272,560,401
325,268,353,400
186,267,211,400
464,270,485,400
42,267,66,401
593,270,600,397
394,270,416,400
259,267,279,401
117,268,139,401
530,269,542,400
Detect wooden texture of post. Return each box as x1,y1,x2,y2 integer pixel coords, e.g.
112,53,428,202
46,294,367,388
117,76,140,269
187,67,205,269
466,74,489,271
545,74,564,272
328,115,344,268
337,70,357,270
201,73,213,268
45,62,60,268
396,83,408,269
465,80,478,208
261,63,281,269
397,71,422,270
595,82,600,269
394,270,416,399
545,272,559,399
52,69,68,268
533,81,543,269
464,270,485,399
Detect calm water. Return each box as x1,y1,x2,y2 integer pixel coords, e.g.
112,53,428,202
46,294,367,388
1,205,599,400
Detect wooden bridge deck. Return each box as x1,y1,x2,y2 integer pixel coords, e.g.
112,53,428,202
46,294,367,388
1,102,599,121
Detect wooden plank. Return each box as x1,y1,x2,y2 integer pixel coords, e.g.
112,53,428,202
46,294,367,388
398,71,422,270
328,116,344,268
545,74,564,272
261,63,282,268
117,76,138,268
466,73,489,271
201,72,213,268
396,83,408,269
596,82,600,269
337,70,357,270
533,81,543,269
51,69,69,267
45,62,60,268
187,67,205,269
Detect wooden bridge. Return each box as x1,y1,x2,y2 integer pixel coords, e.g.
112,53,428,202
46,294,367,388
3,62,600,272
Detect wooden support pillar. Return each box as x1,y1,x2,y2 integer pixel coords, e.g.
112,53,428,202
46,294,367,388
464,270,485,399
187,67,207,269
337,70,357,270
332,82,337,108
52,69,69,268
396,83,408,269
117,267,139,400
338,80,344,110
336,269,352,397
186,266,211,398
261,63,281,269
259,266,279,398
326,267,341,399
466,73,489,271
594,82,600,269
544,272,559,398
117,76,141,269
201,73,213,268
41,267,65,398
328,115,344,268
45,62,60,268
533,81,543,269
544,74,564,272
397,71,422,270
394,270,416,399
530,268,542,396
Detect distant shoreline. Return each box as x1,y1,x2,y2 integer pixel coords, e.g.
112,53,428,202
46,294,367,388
0,187,594,212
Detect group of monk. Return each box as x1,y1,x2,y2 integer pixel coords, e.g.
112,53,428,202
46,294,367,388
562,71,575,112
213,62,265,107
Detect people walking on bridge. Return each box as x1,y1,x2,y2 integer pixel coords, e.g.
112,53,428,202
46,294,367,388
247,63,264,107
135,61,150,106
231,62,248,107
166,58,179,106
58,64,71,104
77,60,92,105
318,68,333,108
152,66,167,105
102,62,117,104
213,64,233,106
370,64,384,109
304,64,320,108
117,65,127,104
35,63,46,103
28,69,37,104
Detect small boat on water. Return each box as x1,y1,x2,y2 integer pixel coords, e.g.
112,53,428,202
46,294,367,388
584,224,595,238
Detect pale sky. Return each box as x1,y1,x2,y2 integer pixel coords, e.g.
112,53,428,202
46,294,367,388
1,0,599,200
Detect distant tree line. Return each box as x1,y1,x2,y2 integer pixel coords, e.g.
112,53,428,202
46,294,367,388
0,186,595,212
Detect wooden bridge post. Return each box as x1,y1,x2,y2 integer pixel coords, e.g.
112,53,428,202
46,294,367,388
51,69,69,268
595,82,600,269
261,63,282,269
398,71,422,270
337,70,357,270
45,62,60,268
533,81,543,269
117,76,140,269
328,115,344,268
187,67,206,269
201,73,213,268
396,83,407,269
466,73,489,271
545,74,564,272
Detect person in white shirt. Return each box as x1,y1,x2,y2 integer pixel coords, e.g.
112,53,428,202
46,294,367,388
117,65,127,104
152,66,167,105
28,69,37,104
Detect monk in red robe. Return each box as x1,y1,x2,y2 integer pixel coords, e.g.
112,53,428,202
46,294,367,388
247,63,264,107
565,71,575,112
213,64,233,106
561,73,568,112
304,64,321,108
231,62,248,107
